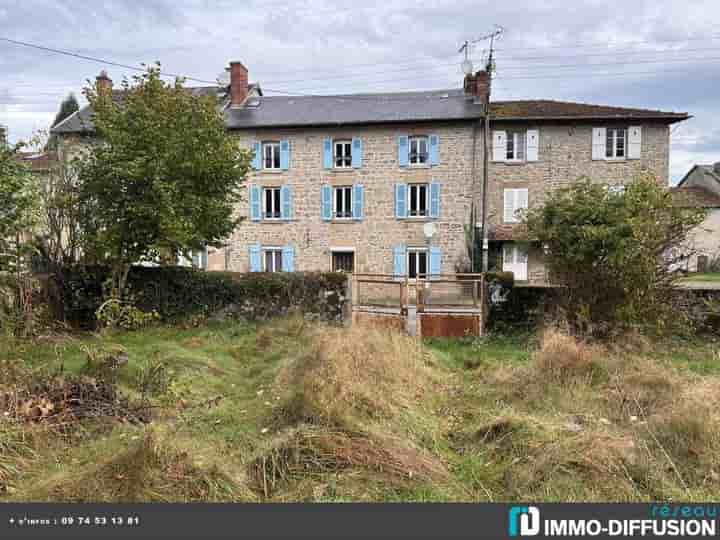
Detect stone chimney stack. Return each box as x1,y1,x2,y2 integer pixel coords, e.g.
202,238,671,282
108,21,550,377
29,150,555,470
228,61,249,108
96,70,112,96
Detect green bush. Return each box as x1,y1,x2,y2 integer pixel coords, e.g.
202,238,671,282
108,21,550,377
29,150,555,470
49,266,348,328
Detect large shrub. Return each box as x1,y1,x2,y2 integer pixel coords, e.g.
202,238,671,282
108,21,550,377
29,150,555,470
50,266,348,328
525,174,705,336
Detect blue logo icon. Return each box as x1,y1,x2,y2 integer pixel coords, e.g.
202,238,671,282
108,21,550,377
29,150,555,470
508,506,540,537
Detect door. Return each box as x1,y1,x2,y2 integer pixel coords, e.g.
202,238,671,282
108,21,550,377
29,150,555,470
502,243,528,281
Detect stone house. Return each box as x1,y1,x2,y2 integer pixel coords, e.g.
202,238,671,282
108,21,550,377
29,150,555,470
671,163,720,272
51,62,689,283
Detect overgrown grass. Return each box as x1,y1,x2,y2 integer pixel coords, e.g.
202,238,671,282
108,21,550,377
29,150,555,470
1,319,719,502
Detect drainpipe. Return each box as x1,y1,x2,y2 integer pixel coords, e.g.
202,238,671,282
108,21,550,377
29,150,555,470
480,104,490,272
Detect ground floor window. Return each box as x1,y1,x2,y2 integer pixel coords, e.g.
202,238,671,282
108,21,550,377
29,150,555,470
332,251,354,272
264,248,283,272
502,243,528,281
407,248,428,279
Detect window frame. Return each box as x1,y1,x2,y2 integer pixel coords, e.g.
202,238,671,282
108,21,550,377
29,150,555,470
503,188,529,224
262,141,281,170
407,248,428,280
331,250,355,273
333,185,354,219
605,128,627,160
262,186,282,220
408,135,429,166
506,130,526,162
407,183,429,218
333,140,353,169
263,247,283,272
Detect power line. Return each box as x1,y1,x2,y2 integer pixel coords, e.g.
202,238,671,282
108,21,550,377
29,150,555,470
494,33,720,52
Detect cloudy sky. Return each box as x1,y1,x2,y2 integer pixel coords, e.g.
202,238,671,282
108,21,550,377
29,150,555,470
1,0,718,183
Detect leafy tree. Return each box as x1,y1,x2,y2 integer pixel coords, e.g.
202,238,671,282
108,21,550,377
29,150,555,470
77,64,251,296
51,93,80,128
525,173,705,336
0,143,40,271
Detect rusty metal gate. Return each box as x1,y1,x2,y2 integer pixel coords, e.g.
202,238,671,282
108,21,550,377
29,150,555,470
350,274,486,338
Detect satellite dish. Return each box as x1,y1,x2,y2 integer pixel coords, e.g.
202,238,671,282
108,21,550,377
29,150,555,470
217,71,230,86
423,222,436,240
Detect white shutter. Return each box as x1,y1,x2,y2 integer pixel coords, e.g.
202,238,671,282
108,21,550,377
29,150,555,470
516,188,529,218
503,189,515,223
628,126,642,159
526,129,539,161
492,130,507,162
592,127,606,160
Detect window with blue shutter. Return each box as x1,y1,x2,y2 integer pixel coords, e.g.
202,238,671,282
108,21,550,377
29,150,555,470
280,185,292,220
250,185,261,221
281,245,294,272
321,184,333,221
429,247,442,278
351,137,362,168
429,182,440,218
395,183,407,219
429,134,440,165
249,244,261,272
280,139,290,170
251,142,261,170
393,245,406,277
398,135,409,167
323,138,333,169
352,184,364,220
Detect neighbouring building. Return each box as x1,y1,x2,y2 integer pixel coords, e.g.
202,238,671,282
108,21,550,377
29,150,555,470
671,163,720,272
51,63,689,283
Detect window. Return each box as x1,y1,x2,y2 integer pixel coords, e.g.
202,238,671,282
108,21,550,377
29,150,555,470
333,186,353,219
606,128,626,159
264,249,283,272
262,141,281,169
408,183,429,217
332,251,355,272
506,130,526,161
407,248,428,279
334,140,352,168
503,188,528,223
409,136,428,165
263,187,281,219
502,244,528,281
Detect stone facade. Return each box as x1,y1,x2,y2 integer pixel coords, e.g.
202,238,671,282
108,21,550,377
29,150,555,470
225,122,479,276
222,121,671,282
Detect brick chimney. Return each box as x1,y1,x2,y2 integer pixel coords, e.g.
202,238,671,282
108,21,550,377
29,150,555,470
228,61,248,108
464,70,490,105
96,70,112,96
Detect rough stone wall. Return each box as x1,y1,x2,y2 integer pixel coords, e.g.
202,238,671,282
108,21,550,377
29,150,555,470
226,122,480,275
485,122,671,282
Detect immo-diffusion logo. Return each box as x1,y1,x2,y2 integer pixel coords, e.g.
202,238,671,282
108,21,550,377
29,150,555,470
508,506,541,537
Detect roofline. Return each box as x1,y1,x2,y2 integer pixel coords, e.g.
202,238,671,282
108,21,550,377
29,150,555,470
490,114,691,123
225,116,483,130
50,108,85,133
675,164,700,188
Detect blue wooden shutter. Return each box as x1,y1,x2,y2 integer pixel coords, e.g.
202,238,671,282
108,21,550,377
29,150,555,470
200,246,208,270
251,142,261,170
429,181,440,218
398,135,409,167
352,184,364,220
393,245,406,277
280,139,290,170
250,184,261,221
429,134,440,165
323,137,333,169
282,245,294,272
192,251,200,268
429,247,442,278
351,137,362,168
248,244,261,272
321,184,333,221
395,183,407,219
280,185,292,220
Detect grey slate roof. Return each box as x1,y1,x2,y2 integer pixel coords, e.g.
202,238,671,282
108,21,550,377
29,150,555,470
51,86,690,134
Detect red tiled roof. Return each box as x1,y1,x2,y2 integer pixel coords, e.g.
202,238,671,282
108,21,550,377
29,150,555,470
670,186,720,208
491,100,689,122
